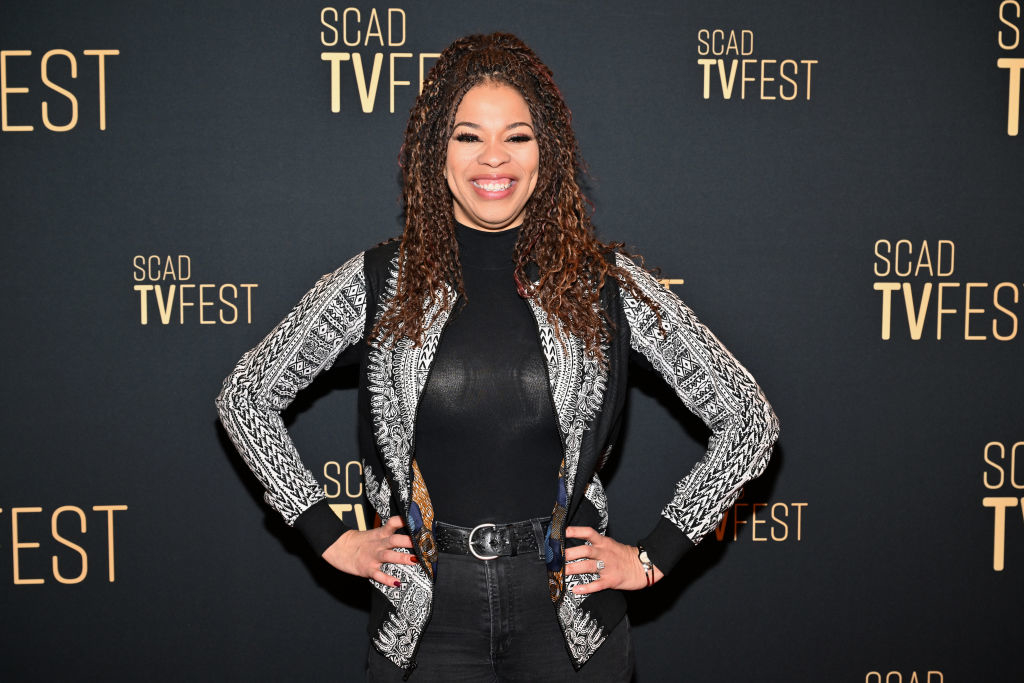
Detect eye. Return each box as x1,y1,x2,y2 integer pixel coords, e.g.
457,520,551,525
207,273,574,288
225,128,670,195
454,132,480,143
507,134,533,143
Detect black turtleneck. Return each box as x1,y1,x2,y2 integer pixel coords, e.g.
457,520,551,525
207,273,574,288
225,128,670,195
413,222,563,526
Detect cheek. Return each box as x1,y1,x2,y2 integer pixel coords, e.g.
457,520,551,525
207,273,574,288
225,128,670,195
524,147,540,194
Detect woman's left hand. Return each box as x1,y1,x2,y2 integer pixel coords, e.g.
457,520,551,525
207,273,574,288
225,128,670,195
563,526,665,594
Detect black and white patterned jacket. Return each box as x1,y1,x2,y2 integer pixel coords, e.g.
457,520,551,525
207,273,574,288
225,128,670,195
216,239,779,673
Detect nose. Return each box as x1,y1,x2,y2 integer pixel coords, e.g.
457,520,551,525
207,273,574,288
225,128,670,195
477,137,510,167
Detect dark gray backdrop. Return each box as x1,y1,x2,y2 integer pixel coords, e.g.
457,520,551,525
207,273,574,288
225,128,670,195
2,1,1022,681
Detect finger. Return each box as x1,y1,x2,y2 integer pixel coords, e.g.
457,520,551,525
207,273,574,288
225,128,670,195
384,515,405,531
565,558,603,576
388,532,415,548
571,577,606,595
385,549,419,565
371,567,402,588
564,545,592,563
564,560,592,576
564,526,598,542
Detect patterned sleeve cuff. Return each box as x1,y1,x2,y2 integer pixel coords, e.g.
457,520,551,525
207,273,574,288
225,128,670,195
639,516,696,576
293,499,352,556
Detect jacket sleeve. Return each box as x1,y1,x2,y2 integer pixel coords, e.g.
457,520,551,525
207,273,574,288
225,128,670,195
215,252,368,554
615,252,779,575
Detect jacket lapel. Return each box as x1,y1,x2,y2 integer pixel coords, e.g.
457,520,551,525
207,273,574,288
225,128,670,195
366,255,456,509
525,298,608,512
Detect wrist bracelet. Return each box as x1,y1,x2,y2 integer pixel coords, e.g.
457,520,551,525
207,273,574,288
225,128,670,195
636,544,654,587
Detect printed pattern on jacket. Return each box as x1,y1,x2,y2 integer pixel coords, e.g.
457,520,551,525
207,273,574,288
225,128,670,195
216,245,779,672
216,252,367,523
615,253,779,542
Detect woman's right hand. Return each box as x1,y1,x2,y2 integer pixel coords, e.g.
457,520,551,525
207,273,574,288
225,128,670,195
321,515,417,587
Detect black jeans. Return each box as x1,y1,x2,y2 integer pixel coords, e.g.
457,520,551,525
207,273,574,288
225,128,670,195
366,533,634,682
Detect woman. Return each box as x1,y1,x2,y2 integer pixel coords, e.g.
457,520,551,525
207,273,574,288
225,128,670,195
216,32,778,681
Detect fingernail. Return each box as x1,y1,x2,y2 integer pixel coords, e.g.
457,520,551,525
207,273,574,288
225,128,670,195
393,580,401,587
410,556,419,563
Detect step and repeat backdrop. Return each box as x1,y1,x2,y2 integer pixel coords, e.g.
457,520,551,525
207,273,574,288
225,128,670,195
1,1,1022,681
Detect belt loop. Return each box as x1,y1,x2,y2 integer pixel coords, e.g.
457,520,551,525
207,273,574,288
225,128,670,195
532,518,545,560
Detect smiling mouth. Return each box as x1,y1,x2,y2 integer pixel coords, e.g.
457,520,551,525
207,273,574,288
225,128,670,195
471,179,514,192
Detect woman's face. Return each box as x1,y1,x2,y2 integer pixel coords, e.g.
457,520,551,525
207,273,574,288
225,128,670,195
445,81,540,232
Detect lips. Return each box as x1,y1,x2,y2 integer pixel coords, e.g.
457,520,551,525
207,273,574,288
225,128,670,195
471,176,514,191
469,175,516,198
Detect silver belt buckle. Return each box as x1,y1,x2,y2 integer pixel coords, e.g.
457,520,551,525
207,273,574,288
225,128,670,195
468,523,499,560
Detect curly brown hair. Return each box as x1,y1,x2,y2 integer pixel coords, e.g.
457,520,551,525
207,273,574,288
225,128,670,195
371,32,662,360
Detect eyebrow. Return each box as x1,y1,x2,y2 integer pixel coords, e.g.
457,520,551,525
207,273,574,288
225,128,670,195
453,121,535,131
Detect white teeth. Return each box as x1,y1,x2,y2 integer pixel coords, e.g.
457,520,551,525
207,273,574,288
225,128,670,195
472,180,512,192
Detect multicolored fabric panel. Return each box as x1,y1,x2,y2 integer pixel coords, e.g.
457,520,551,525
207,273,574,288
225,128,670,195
408,458,438,578
545,457,568,601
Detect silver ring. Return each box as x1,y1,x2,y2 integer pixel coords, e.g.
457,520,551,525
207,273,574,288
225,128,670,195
468,523,499,560
596,559,606,570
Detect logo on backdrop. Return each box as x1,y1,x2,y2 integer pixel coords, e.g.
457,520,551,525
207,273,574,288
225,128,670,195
998,1,1024,135
319,6,439,114
0,49,118,132
865,672,943,683
696,29,817,101
2,505,127,585
872,239,1020,341
983,440,1024,571
714,490,806,542
323,459,369,529
133,255,258,325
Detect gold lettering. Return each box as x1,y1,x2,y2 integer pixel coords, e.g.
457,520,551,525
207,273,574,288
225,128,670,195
997,57,1024,136
770,502,789,541
993,282,1019,340
40,49,78,132
321,52,351,113
778,59,798,101
342,7,361,46
134,284,153,324
323,461,342,499
999,1,1022,51
874,240,892,277
388,9,406,47
178,283,195,323
389,52,412,113
82,50,118,130
874,282,901,339
901,282,932,340
983,496,1019,571
984,441,1005,489
351,52,383,113
345,459,363,498
935,282,960,340
154,284,176,324
964,282,988,340
1013,441,1024,489
364,8,384,47
418,53,440,94
1,50,34,131
11,507,44,584
717,59,739,99
329,503,368,530
92,505,126,582
241,284,257,323
759,60,776,100
749,502,767,540
320,8,339,47
219,284,238,324
51,506,88,584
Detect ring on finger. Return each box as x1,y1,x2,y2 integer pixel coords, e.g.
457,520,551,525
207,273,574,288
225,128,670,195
596,559,606,570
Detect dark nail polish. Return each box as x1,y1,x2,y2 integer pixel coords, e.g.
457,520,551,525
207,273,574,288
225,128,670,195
393,580,401,587
410,556,419,563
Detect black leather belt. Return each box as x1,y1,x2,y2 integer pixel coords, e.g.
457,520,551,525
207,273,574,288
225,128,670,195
434,518,549,560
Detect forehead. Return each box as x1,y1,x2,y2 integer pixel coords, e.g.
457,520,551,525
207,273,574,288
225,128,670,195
454,82,532,123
